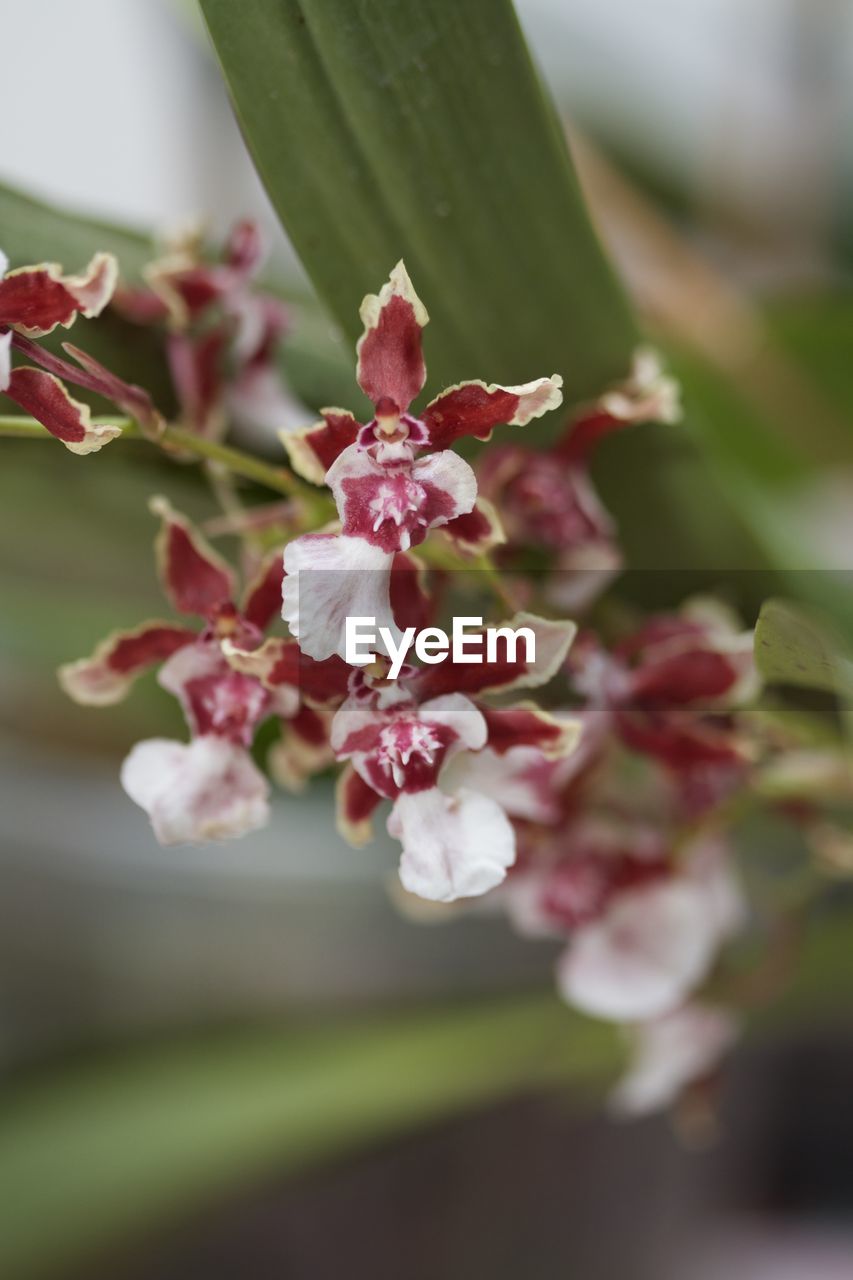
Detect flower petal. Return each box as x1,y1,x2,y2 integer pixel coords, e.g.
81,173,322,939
413,613,576,700
222,636,350,704
421,375,563,449
159,641,277,741
480,702,582,758
389,786,516,902
279,408,361,484
241,548,285,631
440,497,506,557
268,703,334,792
58,620,196,705
328,445,476,553
557,879,716,1021
150,495,235,617
0,252,117,336
336,762,383,847
356,261,428,412
609,1004,739,1117
0,329,11,391
282,532,397,661
121,735,270,845
4,367,122,453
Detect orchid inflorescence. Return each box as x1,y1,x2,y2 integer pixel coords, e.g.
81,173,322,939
3,230,846,1121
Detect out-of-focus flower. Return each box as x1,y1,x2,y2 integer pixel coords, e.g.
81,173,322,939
0,246,121,452
505,827,744,1021
479,347,680,610
570,599,759,777
609,1003,739,1117
59,497,349,843
281,261,563,660
333,614,579,901
113,221,306,440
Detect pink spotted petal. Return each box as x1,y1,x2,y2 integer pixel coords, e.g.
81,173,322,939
413,613,576,701
58,620,196,705
421,375,563,450
121,735,270,845
280,408,361,484
609,1004,739,1117
282,533,398,661
440,497,505,557
328,445,476,554
4,367,122,453
389,786,516,903
336,762,384,847
0,252,117,336
356,261,428,412
556,879,717,1022
150,496,235,617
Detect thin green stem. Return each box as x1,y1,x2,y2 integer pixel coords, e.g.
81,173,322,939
0,414,305,499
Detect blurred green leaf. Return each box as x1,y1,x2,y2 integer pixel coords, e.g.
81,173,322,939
0,994,617,1280
755,598,853,697
198,0,637,410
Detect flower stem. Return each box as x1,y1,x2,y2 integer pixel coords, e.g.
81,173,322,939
0,414,306,499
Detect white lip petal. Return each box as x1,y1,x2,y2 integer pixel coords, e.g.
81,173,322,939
557,880,716,1022
120,735,269,845
389,786,515,903
282,533,398,661
609,1004,739,1118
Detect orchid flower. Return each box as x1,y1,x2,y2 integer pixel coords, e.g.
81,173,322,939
479,347,681,611
609,1003,739,1117
59,497,349,843
0,246,119,452
332,614,579,902
281,261,563,660
113,221,306,440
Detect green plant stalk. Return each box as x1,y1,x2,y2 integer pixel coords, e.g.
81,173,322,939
0,415,305,499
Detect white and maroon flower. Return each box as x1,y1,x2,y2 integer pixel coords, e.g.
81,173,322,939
477,347,680,611
332,613,578,902
281,261,563,660
554,837,744,1022
609,1003,739,1117
0,246,121,452
59,496,349,844
113,221,306,440
570,601,759,775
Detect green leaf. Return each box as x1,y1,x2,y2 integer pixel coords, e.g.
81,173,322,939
198,0,637,410
0,995,618,1279
755,598,853,697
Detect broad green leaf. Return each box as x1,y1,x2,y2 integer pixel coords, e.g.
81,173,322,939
0,995,617,1279
755,598,853,697
198,0,637,409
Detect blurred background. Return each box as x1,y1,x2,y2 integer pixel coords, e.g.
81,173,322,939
1,1,853,1277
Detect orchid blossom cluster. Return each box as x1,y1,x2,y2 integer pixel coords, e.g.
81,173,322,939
6,235,844,1122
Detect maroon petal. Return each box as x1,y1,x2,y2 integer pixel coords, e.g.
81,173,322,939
336,762,383,847
59,620,196,704
440,497,505,557
390,551,432,633
0,253,117,337
225,219,264,276
167,329,226,436
4,366,121,453
482,702,581,758
413,614,575,701
62,342,164,436
355,261,427,413
615,710,748,770
421,376,562,450
280,408,361,484
241,550,285,631
223,637,350,704
629,649,741,709
151,496,235,617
